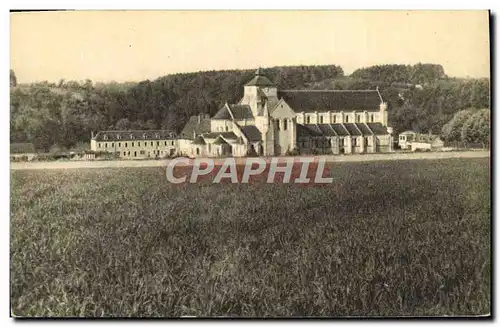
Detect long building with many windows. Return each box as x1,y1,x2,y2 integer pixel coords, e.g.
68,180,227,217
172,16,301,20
90,130,177,159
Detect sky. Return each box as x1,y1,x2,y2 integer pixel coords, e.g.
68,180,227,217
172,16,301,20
10,10,490,84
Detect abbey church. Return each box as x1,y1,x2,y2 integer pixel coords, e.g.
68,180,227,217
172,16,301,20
91,69,394,158
177,68,393,157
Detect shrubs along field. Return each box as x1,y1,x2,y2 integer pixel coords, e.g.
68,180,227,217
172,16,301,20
10,158,490,317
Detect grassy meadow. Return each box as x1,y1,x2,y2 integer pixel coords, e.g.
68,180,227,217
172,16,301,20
10,158,491,317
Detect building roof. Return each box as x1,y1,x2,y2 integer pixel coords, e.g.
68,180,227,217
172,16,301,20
343,123,362,136
366,123,389,135
296,124,323,137
192,135,206,145
297,123,389,138
10,142,36,154
180,115,212,139
93,130,177,142
213,136,229,145
203,132,238,140
229,104,254,120
355,123,373,135
240,125,262,142
245,68,275,87
317,124,337,136
330,124,349,136
277,90,384,112
212,105,232,120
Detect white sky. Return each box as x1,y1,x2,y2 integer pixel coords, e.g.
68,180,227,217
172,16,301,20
10,10,490,83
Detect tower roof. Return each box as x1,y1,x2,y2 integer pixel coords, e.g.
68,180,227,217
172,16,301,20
245,68,275,87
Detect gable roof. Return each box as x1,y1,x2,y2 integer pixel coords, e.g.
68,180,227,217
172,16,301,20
93,130,177,142
366,123,389,135
240,125,262,142
192,135,206,145
203,132,238,140
355,123,373,135
229,104,254,120
213,136,229,145
212,104,232,120
297,123,389,138
213,104,254,121
343,123,362,136
278,90,383,112
180,115,212,139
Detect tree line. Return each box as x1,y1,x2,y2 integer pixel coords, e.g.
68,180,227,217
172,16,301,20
10,63,489,152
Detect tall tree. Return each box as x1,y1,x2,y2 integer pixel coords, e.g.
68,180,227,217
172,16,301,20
461,109,490,147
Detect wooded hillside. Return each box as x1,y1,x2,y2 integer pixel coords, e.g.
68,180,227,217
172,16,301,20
10,63,489,151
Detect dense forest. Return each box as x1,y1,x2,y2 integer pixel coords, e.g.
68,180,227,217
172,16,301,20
10,64,490,152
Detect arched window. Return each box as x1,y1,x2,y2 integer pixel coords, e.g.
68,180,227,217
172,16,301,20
196,148,200,155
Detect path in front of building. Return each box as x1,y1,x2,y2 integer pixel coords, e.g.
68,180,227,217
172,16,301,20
10,150,490,171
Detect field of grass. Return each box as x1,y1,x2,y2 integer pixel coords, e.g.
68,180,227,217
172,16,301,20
10,158,491,317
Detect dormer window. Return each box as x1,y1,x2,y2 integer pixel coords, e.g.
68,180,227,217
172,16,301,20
130,134,135,139
116,134,121,140
155,133,159,139
103,135,108,140
142,133,147,139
